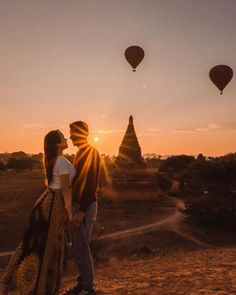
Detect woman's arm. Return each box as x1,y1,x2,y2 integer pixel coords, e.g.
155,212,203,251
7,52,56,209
59,174,72,222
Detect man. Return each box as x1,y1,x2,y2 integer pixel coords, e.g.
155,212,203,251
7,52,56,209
64,121,100,295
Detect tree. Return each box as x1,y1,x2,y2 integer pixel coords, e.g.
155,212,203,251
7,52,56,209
155,173,171,191
6,157,36,171
159,155,195,194
184,153,236,229
31,153,44,170
11,151,27,158
145,156,163,169
197,153,206,161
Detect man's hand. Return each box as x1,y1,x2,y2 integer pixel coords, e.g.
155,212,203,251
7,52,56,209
66,211,73,223
72,211,85,227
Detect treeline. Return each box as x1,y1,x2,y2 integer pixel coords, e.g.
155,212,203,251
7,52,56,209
157,153,236,229
0,152,74,172
0,152,42,171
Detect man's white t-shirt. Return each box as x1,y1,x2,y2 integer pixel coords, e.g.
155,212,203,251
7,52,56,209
49,156,76,189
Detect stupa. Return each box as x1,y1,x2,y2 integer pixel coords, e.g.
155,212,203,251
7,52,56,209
116,115,145,167
101,115,159,200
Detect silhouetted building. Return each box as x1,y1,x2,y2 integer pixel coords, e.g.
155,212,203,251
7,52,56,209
116,115,145,167
101,115,159,200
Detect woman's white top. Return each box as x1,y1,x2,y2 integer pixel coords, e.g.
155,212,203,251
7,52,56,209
49,156,76,189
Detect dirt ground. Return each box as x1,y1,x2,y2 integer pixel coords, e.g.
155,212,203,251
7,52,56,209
60,247,236,295
1,172,236,294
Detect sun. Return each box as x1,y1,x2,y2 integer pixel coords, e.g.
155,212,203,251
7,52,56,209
94,136,100,142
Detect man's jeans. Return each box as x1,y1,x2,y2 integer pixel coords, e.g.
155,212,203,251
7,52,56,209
72,201,97,290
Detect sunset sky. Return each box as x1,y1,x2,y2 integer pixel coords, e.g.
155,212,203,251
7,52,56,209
1,0,236,156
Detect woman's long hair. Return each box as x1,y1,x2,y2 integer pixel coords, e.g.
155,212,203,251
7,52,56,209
44,130,61,186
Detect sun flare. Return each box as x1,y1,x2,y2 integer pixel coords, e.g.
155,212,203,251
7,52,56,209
94,136,100,142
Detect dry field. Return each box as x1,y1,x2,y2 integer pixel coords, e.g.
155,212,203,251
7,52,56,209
1,171,236,294
0,171,45,252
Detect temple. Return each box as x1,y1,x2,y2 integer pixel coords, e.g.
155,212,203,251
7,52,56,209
116,115,145,167
101,115,159,200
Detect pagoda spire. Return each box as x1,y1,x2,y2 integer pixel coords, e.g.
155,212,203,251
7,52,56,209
129,115,133,124
116,115,145,166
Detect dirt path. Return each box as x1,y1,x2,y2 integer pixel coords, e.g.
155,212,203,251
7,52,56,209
100,196,209,248
99,211,182,240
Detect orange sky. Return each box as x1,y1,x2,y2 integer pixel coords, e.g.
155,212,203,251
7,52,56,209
1,116,235,157
1,1,236,156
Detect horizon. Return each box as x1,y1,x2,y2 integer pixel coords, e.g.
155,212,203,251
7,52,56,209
1,149,235,159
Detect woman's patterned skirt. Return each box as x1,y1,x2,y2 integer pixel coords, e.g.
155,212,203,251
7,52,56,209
0,188,67,295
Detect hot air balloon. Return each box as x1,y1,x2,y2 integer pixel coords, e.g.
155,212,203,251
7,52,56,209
209,65,233,94
124,46,145,72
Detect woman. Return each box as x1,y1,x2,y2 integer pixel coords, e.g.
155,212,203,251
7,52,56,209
0,130,76,295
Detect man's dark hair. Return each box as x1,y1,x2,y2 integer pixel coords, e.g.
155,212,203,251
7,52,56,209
70,121,89,137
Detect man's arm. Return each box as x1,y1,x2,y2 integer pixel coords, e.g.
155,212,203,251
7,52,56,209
79,150,101,213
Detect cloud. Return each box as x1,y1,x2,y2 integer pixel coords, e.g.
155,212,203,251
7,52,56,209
169,123,225,134
146,128,161,133
96,129,124,134
195,123,224,132
170,129,196,134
